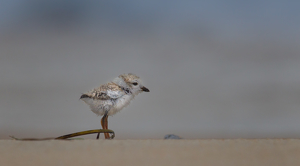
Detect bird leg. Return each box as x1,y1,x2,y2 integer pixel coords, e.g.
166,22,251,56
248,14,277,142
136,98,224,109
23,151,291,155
97,111,110,139
102,114,110,139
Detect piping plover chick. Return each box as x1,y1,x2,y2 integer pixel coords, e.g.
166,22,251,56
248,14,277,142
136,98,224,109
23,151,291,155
80,73,149,139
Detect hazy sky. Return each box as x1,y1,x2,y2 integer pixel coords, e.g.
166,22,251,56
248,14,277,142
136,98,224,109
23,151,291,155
1,1,300,139
1,1,300,36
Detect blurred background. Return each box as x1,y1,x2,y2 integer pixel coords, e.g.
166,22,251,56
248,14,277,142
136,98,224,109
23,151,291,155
1,1,300,139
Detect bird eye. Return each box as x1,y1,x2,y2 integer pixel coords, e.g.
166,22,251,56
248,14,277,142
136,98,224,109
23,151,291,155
132,82,138,86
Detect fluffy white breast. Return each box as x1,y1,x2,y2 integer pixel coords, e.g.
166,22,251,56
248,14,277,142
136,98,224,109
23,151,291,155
109,94,134,116
81,94,135,116
81,97,113,116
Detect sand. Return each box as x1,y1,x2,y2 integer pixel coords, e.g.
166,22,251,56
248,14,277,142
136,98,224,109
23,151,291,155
1,139,300,166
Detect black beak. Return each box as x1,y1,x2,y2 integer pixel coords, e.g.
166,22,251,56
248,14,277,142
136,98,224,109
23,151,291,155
141,86,150,92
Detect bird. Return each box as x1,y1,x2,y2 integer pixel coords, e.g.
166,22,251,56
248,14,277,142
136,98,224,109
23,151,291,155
80,73,149,139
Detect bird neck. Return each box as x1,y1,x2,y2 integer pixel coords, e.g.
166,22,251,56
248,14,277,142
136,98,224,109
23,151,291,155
121,87,132,94
113,77,132,94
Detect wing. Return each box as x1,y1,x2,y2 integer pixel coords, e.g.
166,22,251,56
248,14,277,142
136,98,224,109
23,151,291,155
80,82,125,101
80,89,124,100
80,90,116,116
80,82,126,116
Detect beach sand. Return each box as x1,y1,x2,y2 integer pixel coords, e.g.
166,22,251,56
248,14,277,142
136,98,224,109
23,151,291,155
1,139,300,166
